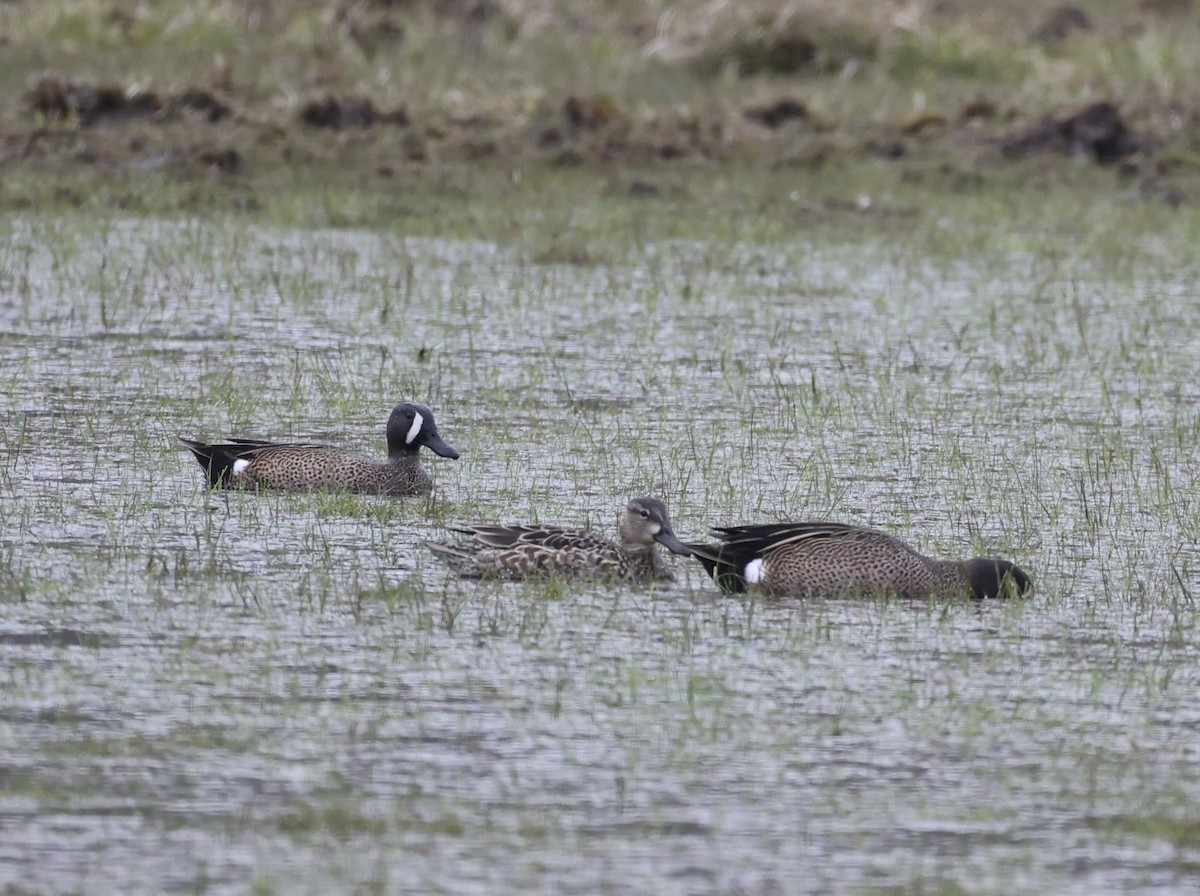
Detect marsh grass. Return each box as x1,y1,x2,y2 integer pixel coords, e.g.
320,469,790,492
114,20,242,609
3,133,1200,894
0,0,1196,271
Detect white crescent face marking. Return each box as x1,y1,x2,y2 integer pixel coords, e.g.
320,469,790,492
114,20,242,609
405,411,425,445
744,558,765,584
232,459,251,475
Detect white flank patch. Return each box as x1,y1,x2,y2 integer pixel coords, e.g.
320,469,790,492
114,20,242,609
405,411,425,445
743,558,765,584
232,458,251,475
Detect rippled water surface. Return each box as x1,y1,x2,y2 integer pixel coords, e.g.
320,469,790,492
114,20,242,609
2,215,1200,895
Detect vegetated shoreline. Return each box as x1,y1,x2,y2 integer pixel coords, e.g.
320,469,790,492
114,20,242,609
4,0,1198,220
9,71,1176,186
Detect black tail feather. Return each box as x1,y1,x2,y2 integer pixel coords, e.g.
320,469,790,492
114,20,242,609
179,438,239,488
685,542,752,593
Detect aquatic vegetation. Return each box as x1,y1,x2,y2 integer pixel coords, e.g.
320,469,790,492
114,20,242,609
2,129,1200,896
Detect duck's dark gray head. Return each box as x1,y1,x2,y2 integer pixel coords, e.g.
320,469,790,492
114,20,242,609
621,496,692,556
386,402,460,459
964,558,1033,600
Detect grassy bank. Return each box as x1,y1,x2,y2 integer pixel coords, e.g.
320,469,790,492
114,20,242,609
2,0,1198,224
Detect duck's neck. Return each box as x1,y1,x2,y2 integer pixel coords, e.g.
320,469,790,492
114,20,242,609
625,545,673,583
934,560,974,598
387,444,420,461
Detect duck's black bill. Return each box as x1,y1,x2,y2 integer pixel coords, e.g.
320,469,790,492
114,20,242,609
655,530,693,557
425,434,461,459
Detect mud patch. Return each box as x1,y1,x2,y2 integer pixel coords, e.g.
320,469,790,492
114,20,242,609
960,98,999,121
196,147,241,174
745,98,808,129
25,74,233,127
1031,5,1093,44
722,29,818,76
299,95,410,129
537,95,627,154
27,74,163,126
177,89,233,123
691,18,877,78
1002,102,1139,165
562,95,622,132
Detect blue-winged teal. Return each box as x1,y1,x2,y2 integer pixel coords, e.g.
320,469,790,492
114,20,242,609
425,497,691,583
687,522,1032,599
180,402,460,496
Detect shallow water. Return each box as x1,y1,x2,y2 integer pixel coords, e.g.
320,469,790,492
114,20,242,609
2,215,1200,894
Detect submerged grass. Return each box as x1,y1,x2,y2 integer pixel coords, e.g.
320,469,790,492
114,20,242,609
3,88,1200,894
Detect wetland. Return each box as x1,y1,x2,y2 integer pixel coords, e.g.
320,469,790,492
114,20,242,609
3,1,1200,894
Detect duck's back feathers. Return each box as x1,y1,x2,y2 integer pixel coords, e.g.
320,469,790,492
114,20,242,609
686,522,894,593
425,525,626,579
425,497,688,584
178,402,459,496
688,521,1031,600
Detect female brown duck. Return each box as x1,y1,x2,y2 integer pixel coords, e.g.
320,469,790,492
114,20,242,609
426,497,691,584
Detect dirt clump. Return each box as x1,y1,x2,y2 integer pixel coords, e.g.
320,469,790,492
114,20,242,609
298,95,410,129
177,89,232,123
27,74,163,126
1002,102,1139,165
1031,5,1093,43
562,95,622,132
25,73,235,128
745,98,808,129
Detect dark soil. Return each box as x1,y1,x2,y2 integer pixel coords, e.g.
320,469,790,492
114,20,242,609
1002,102,1140,165
6,1,1198,210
